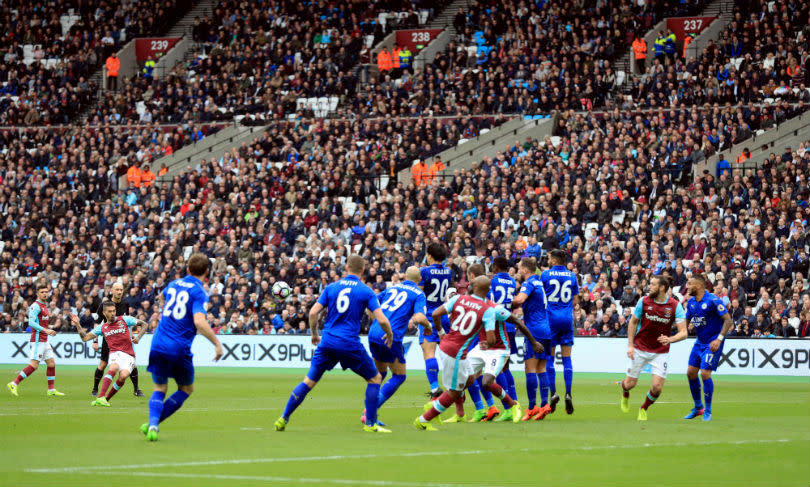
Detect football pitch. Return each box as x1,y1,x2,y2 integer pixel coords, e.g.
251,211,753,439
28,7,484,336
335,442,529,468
1,365,807,487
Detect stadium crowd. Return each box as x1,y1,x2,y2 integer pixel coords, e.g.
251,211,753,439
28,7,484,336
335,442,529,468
0,0,196,126
0,0,808,341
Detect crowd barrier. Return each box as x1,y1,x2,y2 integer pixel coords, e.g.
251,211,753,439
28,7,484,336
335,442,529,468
0,335,806,376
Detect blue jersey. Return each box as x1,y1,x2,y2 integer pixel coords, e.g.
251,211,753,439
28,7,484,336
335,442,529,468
685,291,728,344
151,275,209,356
488,272,517,332
369,281,427,344
317,275,381,349
540,265,579,329
420,264,453,312
517,274,550,339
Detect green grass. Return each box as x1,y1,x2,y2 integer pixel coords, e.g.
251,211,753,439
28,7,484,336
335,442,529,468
1,365,807,487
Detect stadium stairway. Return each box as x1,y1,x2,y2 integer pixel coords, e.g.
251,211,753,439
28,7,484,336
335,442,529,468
397,114,559,185
697,111,810,177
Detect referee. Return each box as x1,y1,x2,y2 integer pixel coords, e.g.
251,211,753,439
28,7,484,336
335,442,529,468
91,281,145,397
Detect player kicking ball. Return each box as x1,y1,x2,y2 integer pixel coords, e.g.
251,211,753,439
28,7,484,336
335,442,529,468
72,302,148,406
276,255,394,433
618,275,687,420
414,276,536,431
362,267,432,426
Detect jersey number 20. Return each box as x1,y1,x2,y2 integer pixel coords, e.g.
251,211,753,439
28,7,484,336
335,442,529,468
451,309,477,335
163,288,189,319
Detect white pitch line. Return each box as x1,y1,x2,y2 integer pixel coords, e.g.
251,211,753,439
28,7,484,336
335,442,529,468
26,439,801,475
119,471,488,487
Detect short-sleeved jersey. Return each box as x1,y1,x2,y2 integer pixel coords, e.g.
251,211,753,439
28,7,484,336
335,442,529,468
540,266,579,328
685,291,728,344
92,316,138,357
95,299,130,344
517,275,550,339
151,275,209,356
632,295,685,353
439,294,508,359
476,303,512,350
420,264,453,312
28,300,50,343
369,281,426,344
488,272,518,332
317,275,380,349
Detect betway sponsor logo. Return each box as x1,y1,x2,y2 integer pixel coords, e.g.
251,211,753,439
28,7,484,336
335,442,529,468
644,313,671,324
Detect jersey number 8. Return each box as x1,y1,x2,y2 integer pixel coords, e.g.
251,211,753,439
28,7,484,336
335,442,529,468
163,288,189,320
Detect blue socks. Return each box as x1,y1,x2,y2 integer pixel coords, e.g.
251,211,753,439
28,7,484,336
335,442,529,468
378,374,406,408
689,377,703,408
148,391,166,428
702,377,713,411
496,373,512,409
467,379,485,410
364,383,381,426
526,372,538,409
380,370,388,382
539,371,549,407
503,369,517,403
283,382,311,421
477,376,494,407
546,359,557,396
159,390,189,422
425,358,439,392
562,356,573,395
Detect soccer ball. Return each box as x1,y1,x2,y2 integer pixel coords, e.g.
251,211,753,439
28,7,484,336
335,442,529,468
272,281,292,301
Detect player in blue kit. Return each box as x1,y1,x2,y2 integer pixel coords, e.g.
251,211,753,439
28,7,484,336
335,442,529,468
683,274,732,421
275,255,394,433
361,266,431,425
511,257,553,421
141,253,224,442
488,256,520,422
419,242,454,399
540,249,580,415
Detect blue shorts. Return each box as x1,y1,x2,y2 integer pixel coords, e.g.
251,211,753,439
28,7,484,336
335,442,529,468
369,339,406,364
523,338,552,361
507,330,517,355
550,323,575,348
419,314,449,344
307,344,378,382
147,349,195,386
688,340,724,371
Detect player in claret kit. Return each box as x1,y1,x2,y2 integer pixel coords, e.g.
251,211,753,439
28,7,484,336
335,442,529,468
7,282,64,397
419,242,454,399
619,275,687,420
540,249,579,415
362,266,431,426
488,256,520,422
275,255,394,433
72,301,149,407
683,274,733,422
414,276,539,431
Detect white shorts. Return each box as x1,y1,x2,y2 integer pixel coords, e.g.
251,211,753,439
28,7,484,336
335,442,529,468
29,342,54,362
467,346,509,377
627,349,668,379
109,351,136,373
436,348,472,391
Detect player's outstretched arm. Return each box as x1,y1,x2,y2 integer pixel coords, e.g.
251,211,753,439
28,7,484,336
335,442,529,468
511,293,528,310
512,317,544,355
627,316,639,359
309,302,324,345
72,315,98,342
193,312,223,361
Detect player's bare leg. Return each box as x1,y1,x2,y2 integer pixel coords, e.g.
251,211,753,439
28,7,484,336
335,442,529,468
105,368,131,402
637,374,664,421
560,344,574,414
8,359,40,396
684,365,705,419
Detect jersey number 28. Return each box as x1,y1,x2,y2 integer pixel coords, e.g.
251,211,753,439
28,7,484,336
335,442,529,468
163,288,189,319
